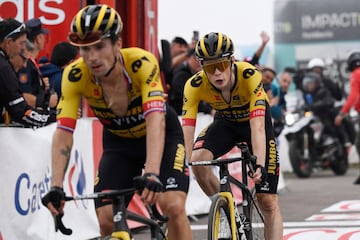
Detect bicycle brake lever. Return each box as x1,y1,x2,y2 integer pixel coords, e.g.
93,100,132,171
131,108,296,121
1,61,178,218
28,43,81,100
148,204,169,223
55,213,73,235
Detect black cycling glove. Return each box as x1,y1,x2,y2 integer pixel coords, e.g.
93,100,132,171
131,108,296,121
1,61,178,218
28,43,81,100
255,164,268,184
139,173,163,193
41,186,65,209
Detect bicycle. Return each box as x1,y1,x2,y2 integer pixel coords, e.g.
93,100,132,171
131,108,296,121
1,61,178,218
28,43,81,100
189,142,265,240
52,177,168,240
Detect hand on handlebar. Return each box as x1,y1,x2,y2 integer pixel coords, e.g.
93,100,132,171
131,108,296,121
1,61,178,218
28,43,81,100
134,173,163,205
41,186,65,215
249,165,268,185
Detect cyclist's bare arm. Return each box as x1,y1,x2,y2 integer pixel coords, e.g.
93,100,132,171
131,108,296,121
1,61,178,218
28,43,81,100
144,111,165,175
47,129,74,215
141,111,165,204
182,125,195,161
249,116,266,184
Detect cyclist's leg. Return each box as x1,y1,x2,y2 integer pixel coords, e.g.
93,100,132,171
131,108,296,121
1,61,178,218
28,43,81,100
254,106,283,239
158,191,190,240
158,107,193,240
94,128,144,237
190,117,238,196
256,193,283,240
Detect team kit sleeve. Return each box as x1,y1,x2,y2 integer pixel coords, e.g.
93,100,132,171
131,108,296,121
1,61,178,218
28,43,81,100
138,50,166,117
242,62,267,119
181,74,202,127
55,62,83,132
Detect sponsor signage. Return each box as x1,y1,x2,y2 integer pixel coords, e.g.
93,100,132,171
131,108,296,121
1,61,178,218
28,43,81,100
274,0,360,43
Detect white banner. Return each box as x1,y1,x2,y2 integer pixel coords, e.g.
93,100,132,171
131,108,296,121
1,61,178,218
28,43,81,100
0,119,99,240
0,115,286,239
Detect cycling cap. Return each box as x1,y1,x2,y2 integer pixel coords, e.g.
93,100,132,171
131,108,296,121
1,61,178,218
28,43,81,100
195,32,234,62
68,4,122,46
307,58,325,69
347,52,360,72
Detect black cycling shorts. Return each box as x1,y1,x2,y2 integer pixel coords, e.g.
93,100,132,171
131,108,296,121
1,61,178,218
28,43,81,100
193,105,280,194
94,107,189,208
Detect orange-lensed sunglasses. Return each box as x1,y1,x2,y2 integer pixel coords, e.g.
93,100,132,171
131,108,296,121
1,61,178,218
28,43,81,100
202,59,231,74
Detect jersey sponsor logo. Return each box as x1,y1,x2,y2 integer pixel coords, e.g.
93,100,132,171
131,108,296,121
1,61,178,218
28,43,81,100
267,139,278,175
68,67,82,82
190,74,202,87
250,109,265,118
253,82,263,95
144,100,164,112
131,55,150,73
148,90,163,97
243,68,256,79
255,99,266,106
145,65,158,85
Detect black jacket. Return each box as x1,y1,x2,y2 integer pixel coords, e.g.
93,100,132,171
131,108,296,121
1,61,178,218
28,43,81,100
0,48,53,127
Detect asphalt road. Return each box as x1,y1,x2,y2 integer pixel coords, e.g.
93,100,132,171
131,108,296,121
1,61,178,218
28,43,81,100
133,165,360,240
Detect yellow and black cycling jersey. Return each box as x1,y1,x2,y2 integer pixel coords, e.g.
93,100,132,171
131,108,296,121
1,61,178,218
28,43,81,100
182,61,269,126
56,47,165,138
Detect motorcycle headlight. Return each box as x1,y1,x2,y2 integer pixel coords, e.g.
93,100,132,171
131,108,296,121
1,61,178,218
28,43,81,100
285,113,300,126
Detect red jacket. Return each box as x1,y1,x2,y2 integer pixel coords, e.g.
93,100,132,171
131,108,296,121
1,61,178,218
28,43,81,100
341,67,360,114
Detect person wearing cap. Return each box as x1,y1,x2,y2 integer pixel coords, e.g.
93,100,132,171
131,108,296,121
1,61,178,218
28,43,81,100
0,18,54,127
40,41,79,98
40,5,192,239
17,18,57,114
182,32,283,239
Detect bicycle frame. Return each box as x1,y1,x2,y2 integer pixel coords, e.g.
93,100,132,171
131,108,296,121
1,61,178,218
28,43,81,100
190,143,264,240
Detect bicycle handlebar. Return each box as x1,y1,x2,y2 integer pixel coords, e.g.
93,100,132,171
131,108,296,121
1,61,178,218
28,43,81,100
55,187,168,235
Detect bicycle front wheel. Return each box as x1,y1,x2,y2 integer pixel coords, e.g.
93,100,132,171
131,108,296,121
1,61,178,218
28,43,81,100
208,195,235,240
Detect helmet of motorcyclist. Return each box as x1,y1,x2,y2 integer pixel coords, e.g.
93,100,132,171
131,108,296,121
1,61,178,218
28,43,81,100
347,52,360,72
195,32,234,63
68,4,123,46
302,72,321,93
307,58,325,70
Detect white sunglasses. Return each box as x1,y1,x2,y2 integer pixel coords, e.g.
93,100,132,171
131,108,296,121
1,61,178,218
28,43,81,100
4,23,26,39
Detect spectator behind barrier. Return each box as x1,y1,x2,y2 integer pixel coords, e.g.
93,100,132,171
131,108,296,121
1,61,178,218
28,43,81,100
40,42,79,98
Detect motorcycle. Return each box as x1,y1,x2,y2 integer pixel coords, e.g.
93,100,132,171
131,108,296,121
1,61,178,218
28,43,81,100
282,105,349,178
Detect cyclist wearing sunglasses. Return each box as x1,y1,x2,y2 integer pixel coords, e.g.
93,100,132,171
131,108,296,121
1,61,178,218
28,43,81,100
0,18,54,127
182,32,283,240
41,4,192,239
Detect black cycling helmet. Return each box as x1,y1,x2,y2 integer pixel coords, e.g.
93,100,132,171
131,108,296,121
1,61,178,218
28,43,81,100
347,52,360,72
68,4,122,46
195,32,234,62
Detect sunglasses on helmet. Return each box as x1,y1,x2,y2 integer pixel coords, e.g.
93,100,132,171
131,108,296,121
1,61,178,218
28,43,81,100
4,23,26,40
68,31,111,47
202,59,231,74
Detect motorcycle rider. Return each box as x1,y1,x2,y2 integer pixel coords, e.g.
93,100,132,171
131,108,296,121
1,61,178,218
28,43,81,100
307,58,343,101
335,51,360,184
302,72,352,150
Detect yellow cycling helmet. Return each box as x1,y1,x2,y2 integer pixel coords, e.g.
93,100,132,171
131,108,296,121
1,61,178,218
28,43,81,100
68,4,123,46
195,32,234,62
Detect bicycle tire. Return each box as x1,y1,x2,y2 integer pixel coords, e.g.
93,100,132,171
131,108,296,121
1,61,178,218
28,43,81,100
239,188,264,240
208,195,235,240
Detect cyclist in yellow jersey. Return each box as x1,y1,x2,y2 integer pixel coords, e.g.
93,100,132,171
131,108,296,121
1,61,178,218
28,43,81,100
41,5,192,239
182,32,283,239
